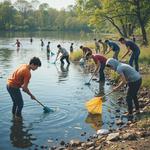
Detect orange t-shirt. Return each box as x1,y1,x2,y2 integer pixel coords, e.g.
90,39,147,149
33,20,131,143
7,64,31,88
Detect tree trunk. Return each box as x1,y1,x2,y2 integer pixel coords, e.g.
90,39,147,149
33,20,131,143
135,0,148,45
139,19,148,45
105,16,125,37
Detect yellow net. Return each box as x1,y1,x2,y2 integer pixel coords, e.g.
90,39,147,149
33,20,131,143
85,97,102,114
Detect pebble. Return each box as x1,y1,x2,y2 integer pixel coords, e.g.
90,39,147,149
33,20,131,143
106,132,120,141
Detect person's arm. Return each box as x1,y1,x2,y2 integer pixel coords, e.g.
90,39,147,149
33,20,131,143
121,47,131,59
55,51,60,62
84,51,90,57
83,50,86,58
22,82,36,100
113,73,127,91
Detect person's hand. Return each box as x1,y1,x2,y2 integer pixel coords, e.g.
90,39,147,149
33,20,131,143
129,52,132,56
120,59,126,63
31,94,36,100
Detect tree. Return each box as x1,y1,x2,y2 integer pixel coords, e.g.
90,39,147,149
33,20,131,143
76,0,150,45
14,0,33,18
0,1,16,30
130,0,150,45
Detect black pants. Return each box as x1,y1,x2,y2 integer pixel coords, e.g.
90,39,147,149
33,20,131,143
60,55,70,65
7,85,23,117
99,63,105,81
126,78,142,114
129,51,140,72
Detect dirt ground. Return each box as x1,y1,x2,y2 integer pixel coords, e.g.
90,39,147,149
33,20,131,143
104,136,150,150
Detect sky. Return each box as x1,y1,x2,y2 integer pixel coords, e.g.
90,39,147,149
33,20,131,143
0,0,75,10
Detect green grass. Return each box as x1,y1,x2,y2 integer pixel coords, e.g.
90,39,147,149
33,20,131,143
142,75,150,88
70,43,95,61
70,49,83,61
139,46,150,64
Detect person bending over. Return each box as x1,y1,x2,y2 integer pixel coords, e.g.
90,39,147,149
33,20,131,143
106,58,142,119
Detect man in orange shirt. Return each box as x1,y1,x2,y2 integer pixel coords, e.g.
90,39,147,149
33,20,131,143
7,57,41,119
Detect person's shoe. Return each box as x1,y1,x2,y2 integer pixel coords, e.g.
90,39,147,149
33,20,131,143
122,112,133,118
134,110,141,115
96,79,105,83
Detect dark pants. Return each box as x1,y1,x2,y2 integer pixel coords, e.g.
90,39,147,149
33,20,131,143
99,63,105,81
113,50,120,60
60,55,70,65
7,85,23,117
126,78,142,114
129,51,140,72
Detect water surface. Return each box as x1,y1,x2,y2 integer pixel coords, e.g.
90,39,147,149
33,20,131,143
0,32,127,150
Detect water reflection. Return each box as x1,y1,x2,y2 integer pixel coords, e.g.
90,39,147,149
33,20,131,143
85,114,102,131
10,118,36,148
0,48,13,69
47,52,50,62
16,47,20,52
56,64,70,82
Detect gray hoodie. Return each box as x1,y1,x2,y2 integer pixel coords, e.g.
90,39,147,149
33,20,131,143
106,58,141,83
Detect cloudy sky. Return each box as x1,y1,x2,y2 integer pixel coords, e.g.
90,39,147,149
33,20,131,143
0,0,75,10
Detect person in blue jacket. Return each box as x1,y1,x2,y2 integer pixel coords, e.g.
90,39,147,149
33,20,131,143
105,40,120,60
119,37,140,72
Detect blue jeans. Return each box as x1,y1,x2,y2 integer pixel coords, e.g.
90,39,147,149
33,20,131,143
129,51,140,72
7,85,23,117
99,63,105,81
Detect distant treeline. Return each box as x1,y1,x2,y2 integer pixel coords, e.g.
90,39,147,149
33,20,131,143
0,0,90,32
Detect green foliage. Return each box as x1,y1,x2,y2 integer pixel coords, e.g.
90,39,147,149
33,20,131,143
0,0,89,31
76,0,150,45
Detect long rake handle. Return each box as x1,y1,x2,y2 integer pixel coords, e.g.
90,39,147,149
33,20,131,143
102,90,114,98
35,99,45,107
88,72,96,83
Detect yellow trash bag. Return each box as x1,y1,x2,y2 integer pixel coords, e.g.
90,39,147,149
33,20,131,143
85,97,102,114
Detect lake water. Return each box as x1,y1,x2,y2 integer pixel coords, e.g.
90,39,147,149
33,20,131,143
0,31,127,150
